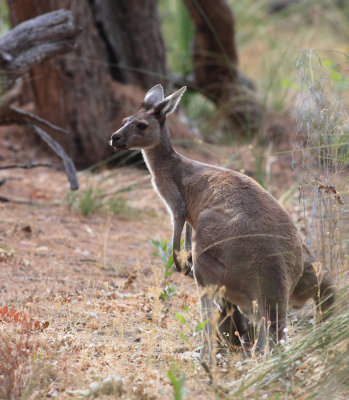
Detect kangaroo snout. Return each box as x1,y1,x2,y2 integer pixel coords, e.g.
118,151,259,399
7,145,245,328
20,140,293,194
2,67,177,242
109,130,128,149
111,133,122,143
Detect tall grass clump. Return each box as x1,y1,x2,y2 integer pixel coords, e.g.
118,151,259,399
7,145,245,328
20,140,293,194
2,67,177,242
294,50,348,281
224,286,349,399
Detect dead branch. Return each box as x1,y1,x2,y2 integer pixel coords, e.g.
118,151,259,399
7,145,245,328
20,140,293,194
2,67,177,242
0,105,69,134
0,105,78,189
0,10,81,91
10,107,69,134
0,162,51,170
30,124,78,191
0,79,22,108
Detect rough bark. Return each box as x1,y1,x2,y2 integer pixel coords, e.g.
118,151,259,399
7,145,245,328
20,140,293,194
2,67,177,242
184,0,262,137
0,7,79,190
7,0,115,167
0,9,80,91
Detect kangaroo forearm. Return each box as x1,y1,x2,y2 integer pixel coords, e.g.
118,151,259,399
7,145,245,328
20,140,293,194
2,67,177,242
172,216,186,272
185,222,192,252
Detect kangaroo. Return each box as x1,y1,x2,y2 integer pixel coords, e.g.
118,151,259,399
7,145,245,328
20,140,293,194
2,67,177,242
109,84,335,363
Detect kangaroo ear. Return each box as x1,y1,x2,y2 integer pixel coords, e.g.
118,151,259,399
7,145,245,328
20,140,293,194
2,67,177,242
154,86,186,117
142,84,164,109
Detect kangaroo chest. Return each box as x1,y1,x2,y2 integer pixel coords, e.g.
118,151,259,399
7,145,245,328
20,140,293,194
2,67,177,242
152,175,184,215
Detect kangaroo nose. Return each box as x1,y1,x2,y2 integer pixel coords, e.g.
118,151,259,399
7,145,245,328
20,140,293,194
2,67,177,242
112,134,121,143
109,133,122,147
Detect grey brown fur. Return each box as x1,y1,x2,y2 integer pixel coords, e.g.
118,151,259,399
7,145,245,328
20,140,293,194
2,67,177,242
110,84,335,362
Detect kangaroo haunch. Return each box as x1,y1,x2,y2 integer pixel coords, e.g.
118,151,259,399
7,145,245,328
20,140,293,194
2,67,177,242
110,84,335,363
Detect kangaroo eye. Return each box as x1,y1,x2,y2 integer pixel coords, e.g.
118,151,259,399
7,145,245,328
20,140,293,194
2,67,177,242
136,122,148,130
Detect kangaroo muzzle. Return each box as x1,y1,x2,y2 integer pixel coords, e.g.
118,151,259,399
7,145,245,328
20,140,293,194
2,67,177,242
109,129,128,149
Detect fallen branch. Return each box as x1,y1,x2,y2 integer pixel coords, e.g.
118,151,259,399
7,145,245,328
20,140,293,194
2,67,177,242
0,107,78,189
0,162,52,170
0,9,81,90
30,124,79,190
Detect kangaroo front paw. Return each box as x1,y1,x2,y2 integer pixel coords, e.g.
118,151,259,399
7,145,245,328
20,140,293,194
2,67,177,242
174,250,193,277
184,253,193,278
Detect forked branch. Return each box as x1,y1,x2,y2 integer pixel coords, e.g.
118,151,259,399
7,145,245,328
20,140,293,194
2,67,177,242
0,9,81,91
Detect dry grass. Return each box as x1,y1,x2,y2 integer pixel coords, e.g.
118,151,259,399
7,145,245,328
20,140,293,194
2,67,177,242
0,167,203,399
1,163,348,399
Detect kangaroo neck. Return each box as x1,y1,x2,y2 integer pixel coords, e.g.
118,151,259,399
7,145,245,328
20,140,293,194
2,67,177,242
142,125,178,178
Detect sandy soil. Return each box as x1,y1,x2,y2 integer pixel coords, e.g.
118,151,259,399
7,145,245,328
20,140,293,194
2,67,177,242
1,164,230,399
0,140,346,399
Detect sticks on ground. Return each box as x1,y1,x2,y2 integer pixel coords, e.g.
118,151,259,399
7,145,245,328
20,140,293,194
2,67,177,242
0,106,79,190
0,162,52,170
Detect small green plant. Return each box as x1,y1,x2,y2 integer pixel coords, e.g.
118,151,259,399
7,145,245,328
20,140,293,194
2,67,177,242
68,186,104,216
175,304,207,346
167,363,187,400
67,177,128,217
151,238,178,300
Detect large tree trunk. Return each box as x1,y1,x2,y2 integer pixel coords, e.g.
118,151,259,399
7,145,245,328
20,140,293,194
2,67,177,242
91,0,169,90
0,9,80,190
184,0,262,137
7,0,169,167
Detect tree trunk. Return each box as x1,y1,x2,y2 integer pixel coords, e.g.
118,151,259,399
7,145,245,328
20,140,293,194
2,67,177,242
91,0,169,90
0,9,81,190
6,0,169,167
183,0,262,137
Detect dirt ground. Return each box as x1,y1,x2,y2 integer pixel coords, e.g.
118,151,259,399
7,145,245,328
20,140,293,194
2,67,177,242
0,137,346,399
1,163,236,399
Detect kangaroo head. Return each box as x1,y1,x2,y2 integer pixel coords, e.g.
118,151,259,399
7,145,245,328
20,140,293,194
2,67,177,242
109,84,186,150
